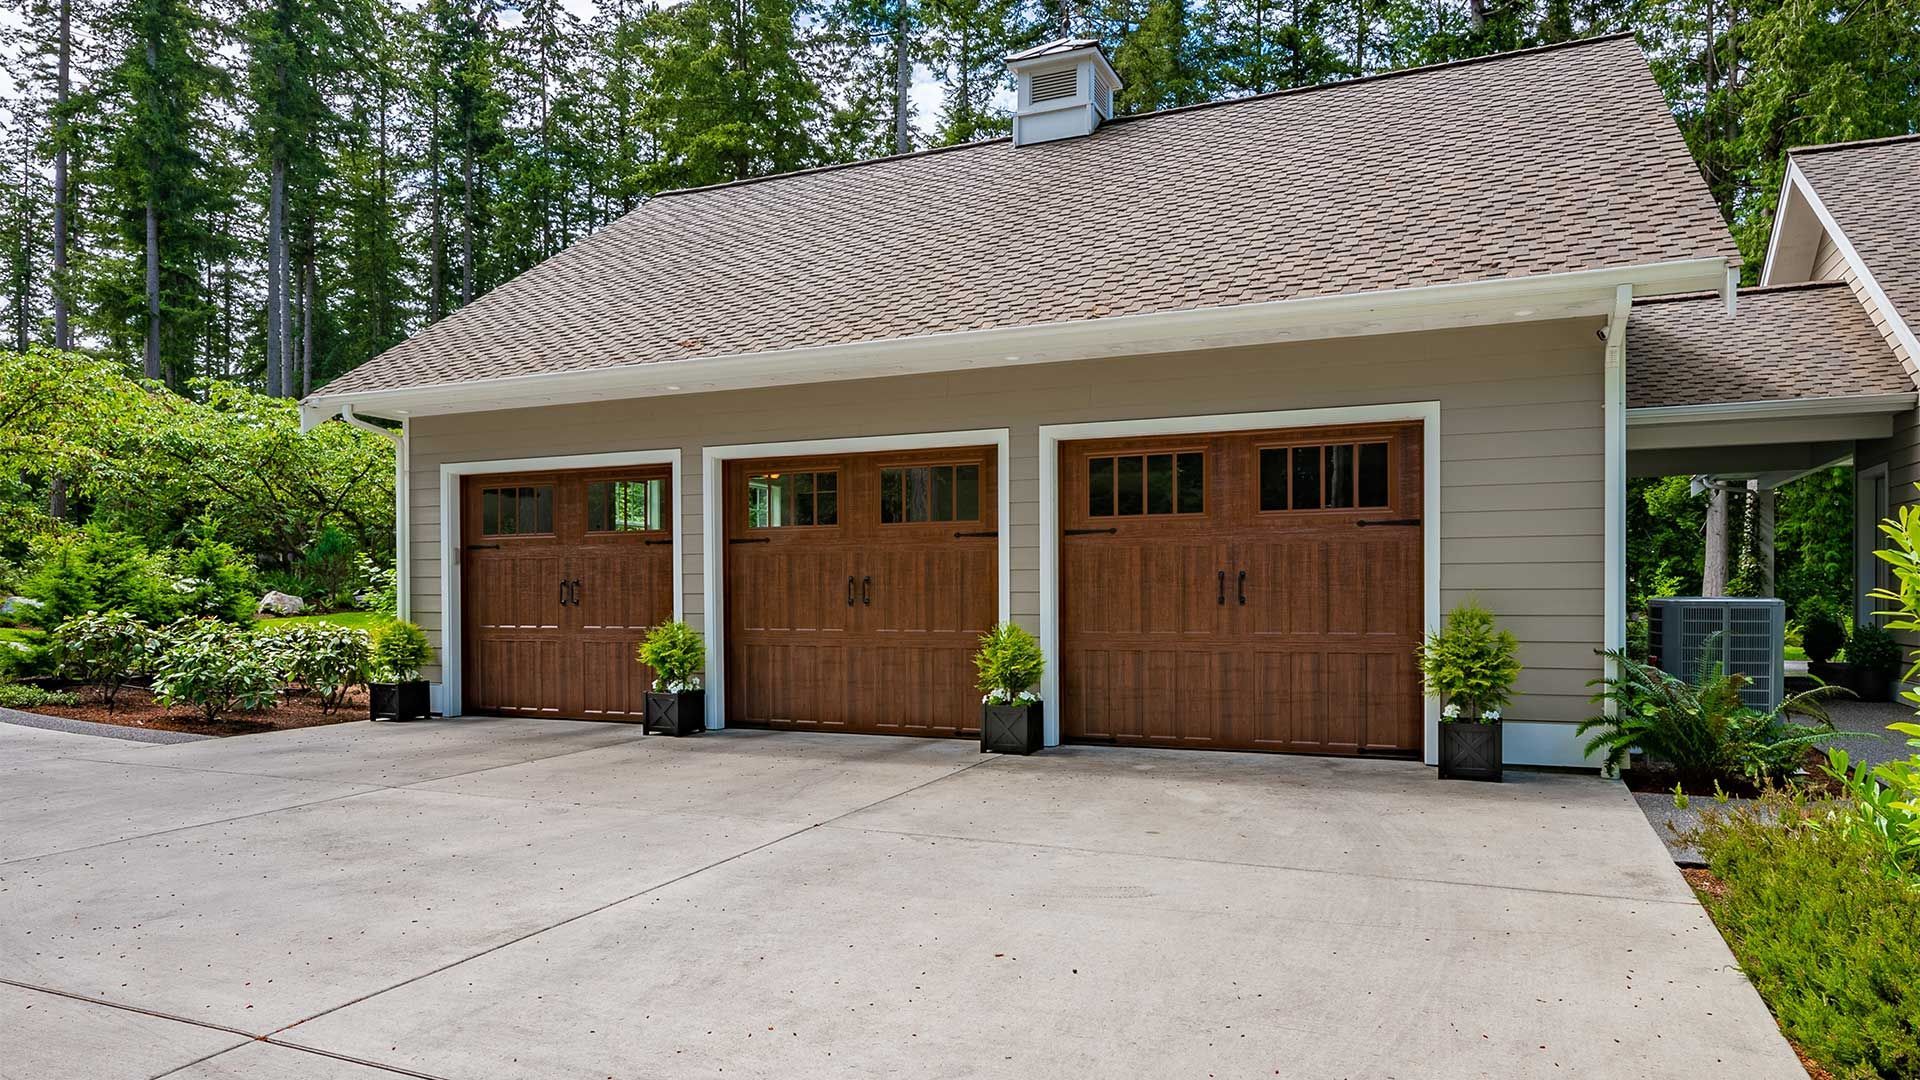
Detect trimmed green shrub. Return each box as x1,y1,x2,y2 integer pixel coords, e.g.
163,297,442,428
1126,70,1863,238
21,525,179,627
637,620,704,692
0,683,79,709
1694,799,1920,1079
299,525,361,609
369,620,433,682
172,527,258,623
267,623,370,714
51,610,154,709
1418,601,1520,721
1849,621,1902,677
1582,645,1845,786
974,622,1044,706
1801,601,1847,665
151,618,279,722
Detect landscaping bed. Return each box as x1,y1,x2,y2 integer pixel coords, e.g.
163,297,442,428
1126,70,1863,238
21,684,369,737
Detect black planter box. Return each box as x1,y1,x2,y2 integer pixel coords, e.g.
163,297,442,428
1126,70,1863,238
980,702,1043,755
1852,666,1894,703
370,680,430,722
1438,720,1502,782
645,690,705,736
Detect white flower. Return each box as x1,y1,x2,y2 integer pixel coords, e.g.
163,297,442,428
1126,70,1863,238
982,688,1041,707
1442,703,1462,720
1481,708,1501,722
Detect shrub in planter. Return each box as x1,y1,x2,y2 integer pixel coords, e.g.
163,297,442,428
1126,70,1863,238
151,618,280,723
51,610,154,710
975,622,1045,755
1800,601,1847,668
368,620,433,721
269,623,370,714
1419,602,1520,781
1846,621,1901,702
637,621,705,735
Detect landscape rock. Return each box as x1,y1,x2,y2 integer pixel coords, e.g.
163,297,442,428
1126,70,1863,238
1,596,43,618
258,591,306,616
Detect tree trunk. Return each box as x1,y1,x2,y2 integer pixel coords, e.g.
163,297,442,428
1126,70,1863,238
48,476,68,520
429,92,443,322
51,0,70,351
892,0,912,155
1748,480,1775,598
266,153,286,396
460,135,474,305
144,193,161,381
1703,485,1730,596
300,255,313,397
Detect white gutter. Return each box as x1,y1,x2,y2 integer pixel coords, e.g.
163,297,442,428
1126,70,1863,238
339,404,410,623
300,255,1737,428
1627,392,1918,425
1601,283,1631,773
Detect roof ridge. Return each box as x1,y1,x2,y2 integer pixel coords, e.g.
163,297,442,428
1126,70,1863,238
1633,279,1851,306
1789,131,1920,158
650,31,1640,202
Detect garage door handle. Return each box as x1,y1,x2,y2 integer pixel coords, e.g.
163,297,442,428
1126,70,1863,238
560,580,569,606
1356,518,1420,527
1217,570,1225,606
847,576,855,607
571,579,583,605
862,576,872,606
1237,570,1246,605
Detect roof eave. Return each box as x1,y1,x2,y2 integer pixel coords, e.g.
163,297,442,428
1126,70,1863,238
302,255,1736,429
1626,391,1918,425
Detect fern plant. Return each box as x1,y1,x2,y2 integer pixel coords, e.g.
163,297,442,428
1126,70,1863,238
637,621,705,693
975,623,1044,707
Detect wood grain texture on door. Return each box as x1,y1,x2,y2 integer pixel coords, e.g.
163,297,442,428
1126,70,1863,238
724,447,996,737
461,466,673,721
1060,422,1423,756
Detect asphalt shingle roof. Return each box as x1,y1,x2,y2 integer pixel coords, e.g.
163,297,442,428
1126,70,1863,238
1627,282,1915,409
321,33,1737,398
1793,134,1920,346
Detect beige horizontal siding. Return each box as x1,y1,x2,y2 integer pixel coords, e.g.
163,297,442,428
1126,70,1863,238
408,317,1607,724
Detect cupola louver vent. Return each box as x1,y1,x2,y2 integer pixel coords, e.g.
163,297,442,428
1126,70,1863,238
1029,68,1078,104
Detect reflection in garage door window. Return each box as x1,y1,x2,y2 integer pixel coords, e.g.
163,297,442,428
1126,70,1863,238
1087,452,1204,517
1259,442,1390,511
881,464,982,524
587,478,666,532
748,471,837,528
481,485,554,535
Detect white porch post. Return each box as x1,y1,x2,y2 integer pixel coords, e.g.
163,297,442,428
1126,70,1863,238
1603,284,1631,772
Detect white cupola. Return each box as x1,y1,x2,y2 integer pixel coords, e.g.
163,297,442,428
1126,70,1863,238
1005,38,1122,147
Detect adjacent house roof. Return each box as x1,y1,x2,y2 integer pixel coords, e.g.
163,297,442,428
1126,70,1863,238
320,33,1736,399
1627,281,1915,409
1791,134,1920,336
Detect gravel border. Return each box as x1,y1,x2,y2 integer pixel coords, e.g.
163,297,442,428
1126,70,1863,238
0,706,213,744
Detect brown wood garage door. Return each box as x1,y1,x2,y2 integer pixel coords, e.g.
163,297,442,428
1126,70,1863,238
461,466,673,720
1059,422,1423,755
724,447,997,736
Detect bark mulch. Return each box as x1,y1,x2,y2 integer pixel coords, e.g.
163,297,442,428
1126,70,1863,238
29,686,369,737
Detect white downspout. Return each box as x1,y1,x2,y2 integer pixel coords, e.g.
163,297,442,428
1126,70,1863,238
339,404,410,624
1601,284,1632,776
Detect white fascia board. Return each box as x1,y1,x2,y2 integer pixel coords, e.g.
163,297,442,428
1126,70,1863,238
1778,161,1920,366
300,256,1734,429
1627,392,1918,426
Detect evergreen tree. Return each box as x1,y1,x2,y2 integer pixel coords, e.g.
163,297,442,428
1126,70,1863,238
922,0,1025,145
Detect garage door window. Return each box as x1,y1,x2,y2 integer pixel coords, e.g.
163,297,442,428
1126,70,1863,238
880,464,981,524
748,471,837,528
587,478,666,533
481,485,555,535
1087,452,1203,517
1259,442,1391,512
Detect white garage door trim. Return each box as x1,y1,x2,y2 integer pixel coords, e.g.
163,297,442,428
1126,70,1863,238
702,429,1014,731
1039,403,1443,760
437,448,684,717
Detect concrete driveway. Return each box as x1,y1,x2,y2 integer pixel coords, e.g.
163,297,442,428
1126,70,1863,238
0,716,1801,1079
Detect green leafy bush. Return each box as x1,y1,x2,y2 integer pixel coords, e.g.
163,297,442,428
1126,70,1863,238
637,620,704,692
267,623,370,714
1849,621,1902,677
369,620,433,682
1418,602,1520,722
1581,643,1843,787
51,610,154,709
171,525,258,623
151,618,280,722
1801,600,1847,665
354,553,397,619
300,525,361,610
22,525,179,627
1825,723,1920,881
974,622,1044,706
0,683,79,709
0,636,52,681
1693,799,1920,1079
